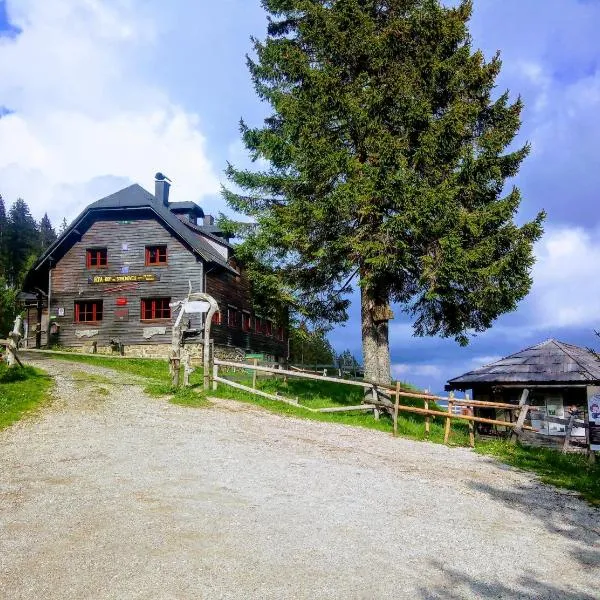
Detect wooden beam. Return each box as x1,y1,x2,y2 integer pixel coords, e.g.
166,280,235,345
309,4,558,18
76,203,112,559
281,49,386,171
213,376,314,411
444,392,454,444
315,405,375,414
510,388,530,444
216,359,377,390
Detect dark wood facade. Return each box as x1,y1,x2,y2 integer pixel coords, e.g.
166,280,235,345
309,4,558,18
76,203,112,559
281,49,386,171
26,181,288,359
51,218,204,348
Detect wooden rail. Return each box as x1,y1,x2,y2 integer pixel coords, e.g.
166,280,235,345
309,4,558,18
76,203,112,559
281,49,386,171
212,360,534,448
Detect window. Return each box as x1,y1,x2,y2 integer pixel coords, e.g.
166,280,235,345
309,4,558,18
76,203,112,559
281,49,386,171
227,307,238,328
255,316,262,334
264,320,273,337
75,300,103,323
145,245,168,266
141,298,171,320
242,312,251,332
86,248,107,268
277,326,285,341
212,311,222,326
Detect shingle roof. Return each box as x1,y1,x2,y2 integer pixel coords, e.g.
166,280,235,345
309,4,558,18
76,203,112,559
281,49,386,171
447,339,600,389
31,184,235,274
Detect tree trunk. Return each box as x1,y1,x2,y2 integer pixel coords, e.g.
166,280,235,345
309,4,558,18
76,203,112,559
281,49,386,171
361,285,392,386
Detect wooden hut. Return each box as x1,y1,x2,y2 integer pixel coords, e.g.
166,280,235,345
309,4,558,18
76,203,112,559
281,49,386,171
446,339,600,444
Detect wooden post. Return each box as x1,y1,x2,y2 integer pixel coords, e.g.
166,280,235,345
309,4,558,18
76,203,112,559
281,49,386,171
393,381,400,437
212,363,218,391
466,392,475,448
444,392,454,444
252,359,258,389
511,388,530,444
562,410,578,454
424,398,430,436
372,385,380,420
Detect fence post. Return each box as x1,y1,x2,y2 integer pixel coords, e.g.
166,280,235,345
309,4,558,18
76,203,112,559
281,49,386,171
212,363,218,391
511,388,530,444
424,398,430,436
252,359,258,389
562,410,578,454
466,392,475,448
444,391,454,444
393,381,400,437
372,385,380,420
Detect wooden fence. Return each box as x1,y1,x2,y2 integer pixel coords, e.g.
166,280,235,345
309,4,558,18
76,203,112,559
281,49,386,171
212,359,535,448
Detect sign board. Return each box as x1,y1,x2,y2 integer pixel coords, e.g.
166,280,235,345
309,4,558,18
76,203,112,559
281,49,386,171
588,386,600,451
56,307,65,317
115,308,129,322
116,298,128,306
183,300,211,314
89,274,159,284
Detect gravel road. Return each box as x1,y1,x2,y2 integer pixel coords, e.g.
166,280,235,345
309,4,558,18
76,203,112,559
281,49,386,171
1,356,599,600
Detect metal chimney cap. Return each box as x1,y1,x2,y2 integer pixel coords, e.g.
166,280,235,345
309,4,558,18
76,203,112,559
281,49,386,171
155,172,171,182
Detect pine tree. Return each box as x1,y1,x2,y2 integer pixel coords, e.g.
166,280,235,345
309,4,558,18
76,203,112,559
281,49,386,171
224,0,545,385
0,195,6,278
59,217,68,235
6,198,40,286
39,213,57,251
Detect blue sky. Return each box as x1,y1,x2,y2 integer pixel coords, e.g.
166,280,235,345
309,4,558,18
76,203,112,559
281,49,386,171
1,0,600,392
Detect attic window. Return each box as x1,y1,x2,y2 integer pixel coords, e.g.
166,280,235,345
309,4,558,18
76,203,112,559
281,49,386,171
86,248,107,269
146,245,167,266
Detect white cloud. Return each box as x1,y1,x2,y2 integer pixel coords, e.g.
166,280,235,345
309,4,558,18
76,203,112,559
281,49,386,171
529,226,600,329
0,0,220,223
392,363,442,380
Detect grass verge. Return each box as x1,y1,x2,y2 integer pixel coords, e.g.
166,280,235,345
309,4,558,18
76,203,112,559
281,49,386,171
476,439,600,506
42,352,599,504
0,363,53,430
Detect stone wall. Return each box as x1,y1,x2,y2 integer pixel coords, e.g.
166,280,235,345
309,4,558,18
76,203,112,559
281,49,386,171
56,342,274,363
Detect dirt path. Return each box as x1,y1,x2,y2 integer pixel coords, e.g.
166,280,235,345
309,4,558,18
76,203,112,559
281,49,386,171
1,356,599,599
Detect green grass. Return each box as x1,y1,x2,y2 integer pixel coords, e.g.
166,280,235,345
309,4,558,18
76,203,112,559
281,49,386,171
210,370,470,445
0,363,53,430
42,351,599,504
49,352,171,382
476,439,600,506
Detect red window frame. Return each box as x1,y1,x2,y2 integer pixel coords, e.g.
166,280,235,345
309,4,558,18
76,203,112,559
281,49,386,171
277,326,285,341
242,312,251,332
212,311,222,325
86,248,107,269
75,300,103,323
255,316,262,334
141,298,171,321
264,320,273,337
227,307,238,328
145,245,168,266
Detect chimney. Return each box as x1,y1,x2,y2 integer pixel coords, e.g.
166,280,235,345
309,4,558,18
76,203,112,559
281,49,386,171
204,214,215,226
154,172,171,207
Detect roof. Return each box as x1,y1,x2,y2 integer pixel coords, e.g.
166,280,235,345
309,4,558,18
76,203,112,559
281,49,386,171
447,339,600,389
29,184,236,278
168,201,205,217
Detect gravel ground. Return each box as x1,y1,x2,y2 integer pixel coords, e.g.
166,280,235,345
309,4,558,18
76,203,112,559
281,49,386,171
1,356,599,600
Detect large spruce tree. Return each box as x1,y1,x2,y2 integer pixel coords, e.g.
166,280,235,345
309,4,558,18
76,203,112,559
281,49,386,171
6,198,40,286
225,0,544,385
39,213,57,251
0,195,6,278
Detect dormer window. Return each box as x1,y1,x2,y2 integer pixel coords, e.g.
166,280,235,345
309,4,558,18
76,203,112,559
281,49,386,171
146,245,167,266
86,248,107,269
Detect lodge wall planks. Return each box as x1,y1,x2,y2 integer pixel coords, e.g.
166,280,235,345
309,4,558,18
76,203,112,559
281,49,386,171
51,218,204,347
207,269,288,359
50,215,288,358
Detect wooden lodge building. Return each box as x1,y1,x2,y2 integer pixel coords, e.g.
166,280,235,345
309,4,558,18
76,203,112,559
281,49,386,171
446,339,599,442
23,174,287,360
